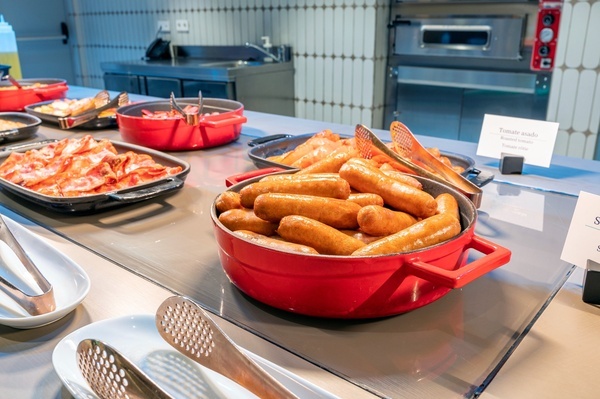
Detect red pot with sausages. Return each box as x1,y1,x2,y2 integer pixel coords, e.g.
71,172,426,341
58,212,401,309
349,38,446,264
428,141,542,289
116,98,247,151
0,78,68,111
211,168,511,319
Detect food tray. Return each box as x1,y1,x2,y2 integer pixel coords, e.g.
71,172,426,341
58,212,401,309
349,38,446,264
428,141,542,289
24,100,117,130
0,112,42,143
0,140,190,213
247,133,494,187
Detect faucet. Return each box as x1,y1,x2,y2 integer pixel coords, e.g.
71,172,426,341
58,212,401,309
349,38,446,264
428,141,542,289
245,36,282,63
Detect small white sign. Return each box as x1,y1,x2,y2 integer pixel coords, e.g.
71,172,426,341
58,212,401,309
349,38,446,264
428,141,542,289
476,114,559,167
560,191,600,268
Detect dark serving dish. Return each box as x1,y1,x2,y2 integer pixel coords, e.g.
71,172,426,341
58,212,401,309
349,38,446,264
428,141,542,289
24,100,117,130
247,133,494,187
0,139,190,213
0,112,42,143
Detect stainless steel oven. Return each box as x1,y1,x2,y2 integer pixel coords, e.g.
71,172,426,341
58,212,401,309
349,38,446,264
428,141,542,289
384,0,562,142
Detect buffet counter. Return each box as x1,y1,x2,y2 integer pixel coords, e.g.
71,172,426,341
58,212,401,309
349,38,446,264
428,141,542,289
0,86,599,398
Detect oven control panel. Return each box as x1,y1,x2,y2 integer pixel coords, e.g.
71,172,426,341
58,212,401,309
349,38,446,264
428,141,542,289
531,0,562,71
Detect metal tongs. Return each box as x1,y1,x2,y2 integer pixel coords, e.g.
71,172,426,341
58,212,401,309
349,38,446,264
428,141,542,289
169,92,199,126
0,216,56,315
354,123,483,207
156,295,299,399
77,339,175,399
58,91,129,129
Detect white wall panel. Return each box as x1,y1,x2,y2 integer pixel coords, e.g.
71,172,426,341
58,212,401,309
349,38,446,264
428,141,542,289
556,69,579,130
555,2,570,68
554,130,570,156
572,70,597,132
584,134,598,159
583,3,600,69
565,2,589,69
566,131,587,158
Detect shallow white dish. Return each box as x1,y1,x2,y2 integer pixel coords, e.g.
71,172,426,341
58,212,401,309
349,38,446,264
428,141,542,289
0,215,90,329
53,314,339,399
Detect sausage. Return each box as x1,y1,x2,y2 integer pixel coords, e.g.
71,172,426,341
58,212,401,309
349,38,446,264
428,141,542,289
233,230,319,255
339,230,382,244
357,205,417,236
339,159,437,219
347,192,385,207
435,193,460,221
259,173,340,182
380,169,422,190
254,193,361,229
296,146,360,174
214,191,243,213
277,215,366,255
239,176,351,208
352,213,461,256
218,208,278,236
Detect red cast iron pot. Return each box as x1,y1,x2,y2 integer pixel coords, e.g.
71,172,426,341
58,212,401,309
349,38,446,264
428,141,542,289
116,98,247,151
212,169,512,319
0,78,68,111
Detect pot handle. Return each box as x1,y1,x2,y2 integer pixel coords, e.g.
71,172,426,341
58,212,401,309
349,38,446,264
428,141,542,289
201,114,247,128
404,235,511,289
225,167,287,187
107,177,184,202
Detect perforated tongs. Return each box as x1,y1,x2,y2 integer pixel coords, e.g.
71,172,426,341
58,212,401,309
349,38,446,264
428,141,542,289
0,216,56,315
355,123,483,207
156,295,299,399
58,91,129,130
169,92,199,126
77,339,174,399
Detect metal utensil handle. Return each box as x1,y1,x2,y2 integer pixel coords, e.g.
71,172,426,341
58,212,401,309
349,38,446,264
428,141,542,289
156,295,299,399
77,339,175,399
404,235,512,289
0,215,56,315
0,139,59,153
107,178,184,202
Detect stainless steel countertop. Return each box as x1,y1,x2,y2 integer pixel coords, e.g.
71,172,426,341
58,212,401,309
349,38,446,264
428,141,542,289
101,58,295,82
1,86,599,398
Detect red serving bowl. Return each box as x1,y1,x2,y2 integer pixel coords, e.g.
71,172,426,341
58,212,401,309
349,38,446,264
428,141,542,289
116,98,247,151
212,169,511,319
0,78,68,111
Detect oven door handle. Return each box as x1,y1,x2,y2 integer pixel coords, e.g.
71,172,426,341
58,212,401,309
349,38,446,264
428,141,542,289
394,66,538,94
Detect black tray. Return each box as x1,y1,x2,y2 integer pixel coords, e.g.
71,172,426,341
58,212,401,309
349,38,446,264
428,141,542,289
24,99,117,130
247,133,494,187
0,139,190,213
0,112,42,143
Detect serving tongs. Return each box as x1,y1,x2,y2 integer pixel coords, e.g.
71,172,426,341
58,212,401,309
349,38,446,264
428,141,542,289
354,123,483,207
0,215,56,315
169,92,199,126
156,295,299,399
58,91,128,129
77,339,175,399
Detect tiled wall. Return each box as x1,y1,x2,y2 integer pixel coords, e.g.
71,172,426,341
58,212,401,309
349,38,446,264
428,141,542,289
547,0,600,159
65,0,390,129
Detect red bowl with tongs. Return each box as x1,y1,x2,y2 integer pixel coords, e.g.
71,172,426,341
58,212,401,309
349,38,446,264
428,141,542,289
116,98,247,151
211,168,512,319
0,78,68,111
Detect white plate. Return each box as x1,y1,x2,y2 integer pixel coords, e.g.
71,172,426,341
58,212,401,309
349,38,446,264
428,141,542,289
53,314,339,399
0,215,91,329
